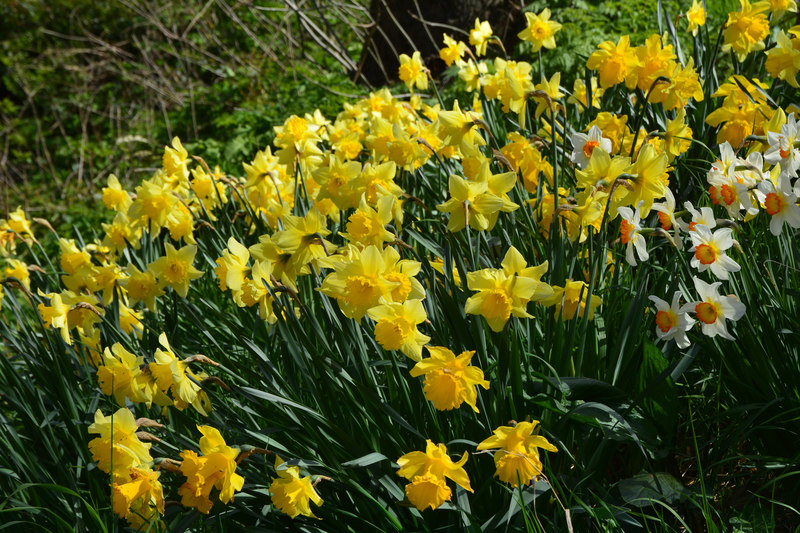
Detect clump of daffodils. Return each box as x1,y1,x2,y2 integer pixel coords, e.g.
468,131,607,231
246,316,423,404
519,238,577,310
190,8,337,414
6,0,794,524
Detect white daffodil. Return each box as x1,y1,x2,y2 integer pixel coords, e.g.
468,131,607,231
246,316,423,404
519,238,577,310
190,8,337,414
680,277,745,340
764,112,800,179
689,225,741,280
756,174,800,235
652,187,683,249
707,159,758,220
732,151,768,188
707,141,737,181
617,203,648,266
570,125,612,169
648,292,695,348
679,201,716,233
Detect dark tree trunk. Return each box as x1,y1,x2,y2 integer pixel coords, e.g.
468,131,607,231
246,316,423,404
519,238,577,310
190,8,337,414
357,0,523,87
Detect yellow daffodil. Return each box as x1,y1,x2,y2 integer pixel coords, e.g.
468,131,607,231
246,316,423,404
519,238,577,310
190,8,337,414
37,291,72,344
3,258,30,289
765,30,800,88
367,299,430,361
458,59,488,92
59,238,91,275
121,264,164,312
518,9,562,52
128,178,178,235
148,242,203,298
149,332,213,415
465,247,550,332
469,19,493,57
215,237,251,293
477,421,558,487
398,51,428,92
178,425,244,514
320,245,416,321
586,35,640,89
96,343,151,406
102,174,132,213
439,34,467,66
686,0,706,36
409,346,489,412
112,467,165,524
269,456,324,519
397,440,472,511
88,407,153,480
722,0,770,62
541,279,602,321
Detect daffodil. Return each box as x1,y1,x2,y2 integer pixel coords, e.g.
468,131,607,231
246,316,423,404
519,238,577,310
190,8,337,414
465,252,546,332
686,0,706,36
269,456,324,519
148,242,204,298
756,175,800,235
617,203,649,267
469,19,493,56
458,59,487,92
477,421,558,487
587,112,631,153
680,277,746,340
102,212,140,254
163,136,190,182
648,292,695,348
722,0,770,62
586,35,640,89
437,100,486,157
37,291,72,344
688,225,741,280
88,407,153,480
58,238,91,275
541,280,602,321
149,332,213,415
340,195,395,248
3,258,30,289
319,245,408,321
409,346,489,412
764,112,800,178
439,34,467,66
112,467,165,523
652,187,683,249
615,143,670,216
120,264,164,312
127,178,177,235
178,425,244,514
102,174,132,212
368,300,430,361
568,77,604,110
634,34,677,95
396,440,472,511
215,237,251,293
96,343,152,406
765,30,800,88
662,109,693,162
518,9,561,52
398,51,428,92
571,125,612,169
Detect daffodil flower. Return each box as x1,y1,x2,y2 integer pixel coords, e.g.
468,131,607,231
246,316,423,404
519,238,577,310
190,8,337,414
688,225,741,280
680,277,745,340
571,125,612,169
648,292,695,349
617,203,648,266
